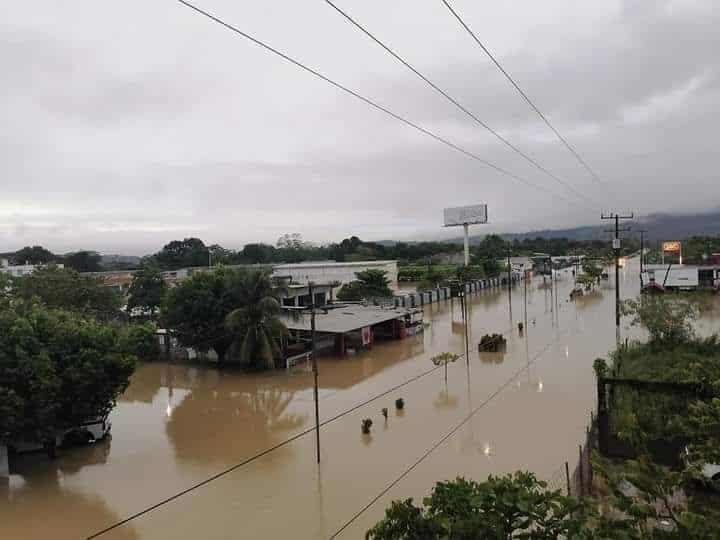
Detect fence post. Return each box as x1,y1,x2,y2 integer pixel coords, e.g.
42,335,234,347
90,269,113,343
578,445,584,496
565,461,571,496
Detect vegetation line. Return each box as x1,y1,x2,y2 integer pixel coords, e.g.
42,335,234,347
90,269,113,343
329,324,576,539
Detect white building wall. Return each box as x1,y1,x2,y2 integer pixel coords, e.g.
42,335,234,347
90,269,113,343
0,263,64,277
272,261,398,289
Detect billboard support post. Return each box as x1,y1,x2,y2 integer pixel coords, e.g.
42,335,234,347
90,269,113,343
443,204,488,268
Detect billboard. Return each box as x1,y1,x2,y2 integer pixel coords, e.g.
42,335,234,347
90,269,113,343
443,204,488,227
662,241,681,253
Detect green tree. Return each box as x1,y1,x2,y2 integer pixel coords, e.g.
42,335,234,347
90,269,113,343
155,238,209,269
119,322,160,362
241,243,276,264
64,251,102,272
225,270,287,370
367,473,591,539
13,266,121,320
582,260,603,282
622,296,700,346
0,301,135,446
127,263,166,317
12,245,57,265
417,266,444,291
161,268,238,363
337,270,393,301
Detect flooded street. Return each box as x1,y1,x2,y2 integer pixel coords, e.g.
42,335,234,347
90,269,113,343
3,259,715,539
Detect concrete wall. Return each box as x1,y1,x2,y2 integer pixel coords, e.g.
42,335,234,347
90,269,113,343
272,261,399,288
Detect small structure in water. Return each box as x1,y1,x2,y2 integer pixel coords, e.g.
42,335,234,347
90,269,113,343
478,334,507,352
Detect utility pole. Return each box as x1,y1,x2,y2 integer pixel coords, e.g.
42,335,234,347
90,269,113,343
507,246,512,323
308,281,321,464
459,287,470,366
602,212,634,344
636,229,648,276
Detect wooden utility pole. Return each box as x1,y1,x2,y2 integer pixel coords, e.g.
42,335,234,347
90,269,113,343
602,212,633,344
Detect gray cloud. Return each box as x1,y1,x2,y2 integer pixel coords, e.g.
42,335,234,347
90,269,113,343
1,0,718,254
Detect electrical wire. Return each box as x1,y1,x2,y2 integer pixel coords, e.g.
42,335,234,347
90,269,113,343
329,323,574,538
322,0,599,209
439,0,605,188
85,281,536,539
174,0,593,210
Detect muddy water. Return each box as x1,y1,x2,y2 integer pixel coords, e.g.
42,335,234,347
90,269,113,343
2,260,715,539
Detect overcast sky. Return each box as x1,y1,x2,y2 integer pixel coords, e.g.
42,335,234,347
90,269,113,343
2,0,718,255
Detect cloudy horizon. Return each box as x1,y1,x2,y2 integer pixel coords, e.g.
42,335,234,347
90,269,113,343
2,0,719,255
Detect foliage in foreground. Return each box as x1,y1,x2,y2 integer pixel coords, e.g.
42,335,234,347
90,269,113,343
12,266,122,320
0,301,136,444
366,472,597,539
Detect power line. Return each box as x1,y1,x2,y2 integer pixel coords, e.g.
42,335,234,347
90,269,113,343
322,0,598,209
329,324,573,538
439,0,605,187
86,300,536,539
174,0,593,210
86,361,444,539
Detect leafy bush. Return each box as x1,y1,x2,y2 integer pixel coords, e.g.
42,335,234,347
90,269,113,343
367,473,588,539
119,322,160,361
0,301,135,445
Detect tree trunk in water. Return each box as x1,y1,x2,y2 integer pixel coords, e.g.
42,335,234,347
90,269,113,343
214,343,228,365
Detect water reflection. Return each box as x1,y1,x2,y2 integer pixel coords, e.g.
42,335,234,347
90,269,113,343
166,385,307,464
2,448,138,540
433,386,459,409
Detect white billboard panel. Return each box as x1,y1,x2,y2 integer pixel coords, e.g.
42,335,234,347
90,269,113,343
443,204,488,227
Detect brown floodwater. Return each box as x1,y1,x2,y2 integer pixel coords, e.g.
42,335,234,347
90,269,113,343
2,259,717,539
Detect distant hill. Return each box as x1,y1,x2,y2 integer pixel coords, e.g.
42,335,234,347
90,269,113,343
441,210,720,245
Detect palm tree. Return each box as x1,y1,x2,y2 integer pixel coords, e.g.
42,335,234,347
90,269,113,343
225,270,287,370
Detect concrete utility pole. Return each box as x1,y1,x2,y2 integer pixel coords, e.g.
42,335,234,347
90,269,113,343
308,281,321,463
636,229,648,276
602,212,633,344
507,246,513,322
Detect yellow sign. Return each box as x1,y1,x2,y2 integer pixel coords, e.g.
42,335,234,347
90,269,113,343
662,241,681,253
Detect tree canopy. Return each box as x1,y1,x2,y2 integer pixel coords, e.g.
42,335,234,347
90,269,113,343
11,245,58,265
154,238,209,269
0,301,135,445
367,473,594,539
161,267,240,363
337,269,393,301
225,270,287,370
127,263,166,317
13,266,121,320
64,251,102,273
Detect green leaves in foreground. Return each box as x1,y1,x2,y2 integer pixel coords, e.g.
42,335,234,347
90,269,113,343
366,472,590,540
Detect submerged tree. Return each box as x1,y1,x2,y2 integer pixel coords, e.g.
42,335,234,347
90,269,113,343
161,267,239,363
0,301,135,446
225,270,287,370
